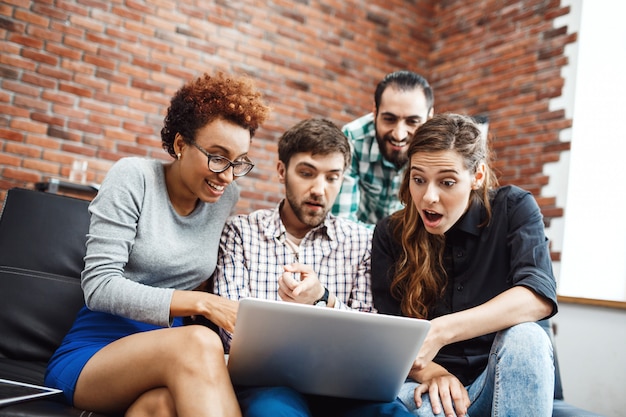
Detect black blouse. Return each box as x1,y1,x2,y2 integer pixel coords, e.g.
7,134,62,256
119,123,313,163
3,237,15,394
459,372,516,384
371,185,558,385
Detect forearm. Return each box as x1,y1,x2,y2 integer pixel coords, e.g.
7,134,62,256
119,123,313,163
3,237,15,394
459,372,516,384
170,289,216,317
82,267,174,326
431,286,552,347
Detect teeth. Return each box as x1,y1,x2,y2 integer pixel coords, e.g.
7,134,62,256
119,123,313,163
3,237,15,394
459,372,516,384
207,180,224,191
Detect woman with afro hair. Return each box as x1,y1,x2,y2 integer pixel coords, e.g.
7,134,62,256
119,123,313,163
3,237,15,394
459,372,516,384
45,72,270,417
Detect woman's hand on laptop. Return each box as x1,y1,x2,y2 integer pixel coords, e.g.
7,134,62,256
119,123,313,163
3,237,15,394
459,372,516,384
204,295,239,334
171,290,239,333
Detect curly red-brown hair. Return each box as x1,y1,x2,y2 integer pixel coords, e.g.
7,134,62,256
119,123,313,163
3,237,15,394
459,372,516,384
161,72,270,158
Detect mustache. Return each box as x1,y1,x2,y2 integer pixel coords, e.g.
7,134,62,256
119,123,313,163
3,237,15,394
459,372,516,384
383,133,409,143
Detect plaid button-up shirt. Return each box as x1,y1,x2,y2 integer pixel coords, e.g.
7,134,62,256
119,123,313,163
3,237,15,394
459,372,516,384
213,202,375,351
331,113,405,227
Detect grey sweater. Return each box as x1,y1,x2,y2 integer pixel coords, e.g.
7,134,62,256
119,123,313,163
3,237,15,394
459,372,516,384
81,157,239,326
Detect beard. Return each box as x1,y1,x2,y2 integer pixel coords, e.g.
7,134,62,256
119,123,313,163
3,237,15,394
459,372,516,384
375,131,409,169
284,185,328,228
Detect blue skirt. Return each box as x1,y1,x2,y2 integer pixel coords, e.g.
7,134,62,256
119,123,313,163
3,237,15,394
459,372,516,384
44,305,183,405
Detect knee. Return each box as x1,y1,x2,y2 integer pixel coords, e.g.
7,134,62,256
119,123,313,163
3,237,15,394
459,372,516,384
494,322,554,373
173,325,225,373
499,322,552,354
181,325,224,356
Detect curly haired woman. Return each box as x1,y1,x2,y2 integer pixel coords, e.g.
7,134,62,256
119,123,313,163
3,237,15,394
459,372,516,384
45,72,270,417
372,113,557,417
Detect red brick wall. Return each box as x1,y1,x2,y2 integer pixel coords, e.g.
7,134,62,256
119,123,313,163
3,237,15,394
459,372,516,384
1,0,573,229
428,0,575,233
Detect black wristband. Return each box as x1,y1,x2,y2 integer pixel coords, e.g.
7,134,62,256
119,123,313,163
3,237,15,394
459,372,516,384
314,286,329,307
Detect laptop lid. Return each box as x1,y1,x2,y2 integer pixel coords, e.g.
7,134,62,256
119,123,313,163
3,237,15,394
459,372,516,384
227,298,430,402
0,378,62,406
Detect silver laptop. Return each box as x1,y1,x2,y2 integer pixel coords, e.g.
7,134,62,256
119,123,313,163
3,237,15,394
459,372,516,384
227,298,430,402
0,378,62,406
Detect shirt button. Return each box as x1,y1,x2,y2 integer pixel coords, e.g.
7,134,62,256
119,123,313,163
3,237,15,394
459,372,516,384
457,284,463,291
456,251,464,258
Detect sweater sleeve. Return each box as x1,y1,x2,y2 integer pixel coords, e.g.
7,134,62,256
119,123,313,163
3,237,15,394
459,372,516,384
81,158,175,326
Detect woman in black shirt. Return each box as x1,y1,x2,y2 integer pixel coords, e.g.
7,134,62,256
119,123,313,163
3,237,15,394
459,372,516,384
372,113,557,417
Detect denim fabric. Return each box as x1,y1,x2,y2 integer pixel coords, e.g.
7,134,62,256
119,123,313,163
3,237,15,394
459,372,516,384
237,385,413,417
398,323,554,417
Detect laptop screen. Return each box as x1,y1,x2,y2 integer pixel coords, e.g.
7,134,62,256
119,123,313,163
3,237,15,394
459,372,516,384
228,298,430,402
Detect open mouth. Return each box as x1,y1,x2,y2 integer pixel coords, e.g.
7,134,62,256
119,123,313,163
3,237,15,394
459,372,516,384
423,209,443,223
305,201,324,210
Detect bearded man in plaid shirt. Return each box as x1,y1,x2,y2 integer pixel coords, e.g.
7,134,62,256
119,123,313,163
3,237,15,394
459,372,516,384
331,70,435,227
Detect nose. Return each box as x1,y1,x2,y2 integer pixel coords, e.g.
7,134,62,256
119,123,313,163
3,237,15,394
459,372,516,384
310,175,326,196
217,166,235,182
424,182,439,204
392,121,411,141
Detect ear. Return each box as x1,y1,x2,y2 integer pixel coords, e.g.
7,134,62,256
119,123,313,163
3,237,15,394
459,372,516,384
174,133,186,156
277,160,287,184
472,163,486,190
428,106,434,119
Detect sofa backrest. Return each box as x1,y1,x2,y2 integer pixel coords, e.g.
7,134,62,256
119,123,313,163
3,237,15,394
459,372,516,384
0,188,91,362
0,188,91,278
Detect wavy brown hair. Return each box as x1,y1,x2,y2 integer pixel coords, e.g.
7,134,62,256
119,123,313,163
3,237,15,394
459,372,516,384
390,113,499,319
161,72,270,158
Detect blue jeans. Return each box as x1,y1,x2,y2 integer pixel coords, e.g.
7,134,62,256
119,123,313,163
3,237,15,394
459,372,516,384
237,385,413,417
398,322,554,417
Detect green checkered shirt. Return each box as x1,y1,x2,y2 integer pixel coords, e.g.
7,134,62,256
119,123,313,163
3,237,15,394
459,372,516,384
331,113,405,227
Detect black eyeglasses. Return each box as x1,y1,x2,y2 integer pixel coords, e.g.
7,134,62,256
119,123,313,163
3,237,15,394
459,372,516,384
189,141,254,177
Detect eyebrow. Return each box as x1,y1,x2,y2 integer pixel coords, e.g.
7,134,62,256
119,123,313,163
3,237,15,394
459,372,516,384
410,166,459,175
296,161,343,174
200,144,248,160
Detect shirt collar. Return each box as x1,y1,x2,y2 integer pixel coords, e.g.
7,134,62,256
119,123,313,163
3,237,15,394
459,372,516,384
448,199,485,237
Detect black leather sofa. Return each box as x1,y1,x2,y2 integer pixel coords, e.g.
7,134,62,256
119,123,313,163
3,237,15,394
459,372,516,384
0,188,107,417
0,188,604,417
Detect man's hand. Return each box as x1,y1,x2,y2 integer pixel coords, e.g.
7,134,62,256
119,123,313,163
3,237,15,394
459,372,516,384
278,263,326,305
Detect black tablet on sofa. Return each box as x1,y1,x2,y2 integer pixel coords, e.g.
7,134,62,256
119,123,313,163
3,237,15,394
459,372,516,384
0,378,62,406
